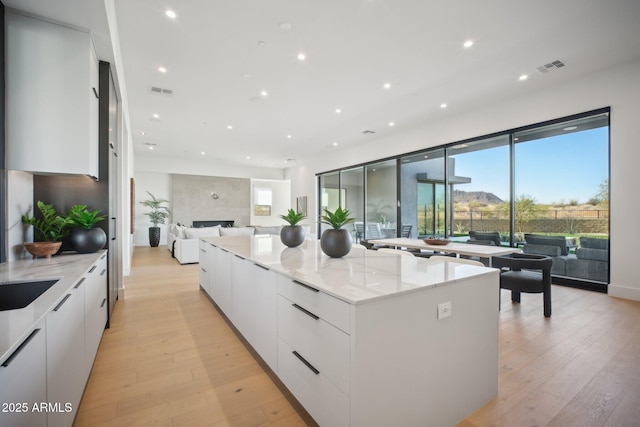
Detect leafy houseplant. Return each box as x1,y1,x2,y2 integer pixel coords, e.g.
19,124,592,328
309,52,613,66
67,205,107,253
279,209,306,247
319,207,356,258
21,201,71,258
140,191,171,247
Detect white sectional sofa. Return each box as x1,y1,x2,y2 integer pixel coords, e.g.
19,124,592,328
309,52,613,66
167,224,287,264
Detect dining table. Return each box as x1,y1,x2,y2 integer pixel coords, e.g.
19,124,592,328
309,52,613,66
366,237,521,265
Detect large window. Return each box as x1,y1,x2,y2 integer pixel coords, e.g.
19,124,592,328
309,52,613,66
317,109,610,288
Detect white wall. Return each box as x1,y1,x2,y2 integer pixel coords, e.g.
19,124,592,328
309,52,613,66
286,59,640,301
250,179,292,226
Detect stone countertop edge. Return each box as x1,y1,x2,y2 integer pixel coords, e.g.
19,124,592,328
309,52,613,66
201,235,498,306
0,251,107,364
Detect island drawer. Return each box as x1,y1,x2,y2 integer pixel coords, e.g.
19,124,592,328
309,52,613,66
278,338,350,427
277,275,351,334
277,295,350,396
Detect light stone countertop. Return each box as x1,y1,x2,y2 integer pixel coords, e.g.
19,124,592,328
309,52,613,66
0,251,106,364
202,235,497,305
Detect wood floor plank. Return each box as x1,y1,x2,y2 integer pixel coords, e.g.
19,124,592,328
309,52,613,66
76,246,640,427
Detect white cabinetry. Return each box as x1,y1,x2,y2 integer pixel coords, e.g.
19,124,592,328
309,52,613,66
211,246,233,317
231,255,277,371
46,279,85,427
0,321,47,427
199,240,212,296
84,253,108,380
6,11,99,177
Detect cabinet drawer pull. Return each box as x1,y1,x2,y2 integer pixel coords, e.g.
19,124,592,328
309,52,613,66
100,298,107,308
1,328,41,368
89,266,97,273
292,351,320,375
92,87,99,99
254,263,269,270
201,268,207,273
100,253,107,260
201,249,206,253
292,280,319,293
292,303,319,320
74,278,86,289
53,294,72,312
221,248,228,253
100,269,106,276
234,255,244,260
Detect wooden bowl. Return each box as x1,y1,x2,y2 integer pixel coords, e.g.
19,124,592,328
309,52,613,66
423,238,450,246
24,242,62,259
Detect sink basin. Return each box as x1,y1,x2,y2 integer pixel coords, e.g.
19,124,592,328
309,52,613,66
0,279,59,311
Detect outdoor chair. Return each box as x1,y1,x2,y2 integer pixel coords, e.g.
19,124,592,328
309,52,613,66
400,224,412,238
468,231,501,246
493,253,553,317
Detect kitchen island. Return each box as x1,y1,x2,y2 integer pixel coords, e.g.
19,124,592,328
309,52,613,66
199,235,499,427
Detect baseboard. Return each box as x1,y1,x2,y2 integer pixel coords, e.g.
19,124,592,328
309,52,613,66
608,284,640,301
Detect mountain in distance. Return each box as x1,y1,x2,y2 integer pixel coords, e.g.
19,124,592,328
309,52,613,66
454,190,504,205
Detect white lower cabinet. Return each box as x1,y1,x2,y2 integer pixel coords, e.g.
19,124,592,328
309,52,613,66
84,253,108,380
277,338,350,427
0,321,47,427
211,247,233,317
231,255,277,371
199,240,212,296
46,280,86,427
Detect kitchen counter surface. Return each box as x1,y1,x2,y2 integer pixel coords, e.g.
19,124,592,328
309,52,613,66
0,251,106,364
202,235,497,305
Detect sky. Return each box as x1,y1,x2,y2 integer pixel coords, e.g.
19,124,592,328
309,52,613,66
453,127,608,204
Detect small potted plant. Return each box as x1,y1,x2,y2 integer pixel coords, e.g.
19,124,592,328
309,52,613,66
319,207,356,258
279,208,306,247
67,205,107,253
21,201,71,258
140,191,171,247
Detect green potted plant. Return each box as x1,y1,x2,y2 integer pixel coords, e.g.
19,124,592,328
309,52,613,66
21,201,71,258
67,205,107,253
319,207,356,257
279,208,306,247
140,191,171,247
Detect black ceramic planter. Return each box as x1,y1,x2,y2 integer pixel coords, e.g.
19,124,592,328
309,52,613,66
149,227,161,247
69,227,107,253
280,225,306,247
320,228,352,258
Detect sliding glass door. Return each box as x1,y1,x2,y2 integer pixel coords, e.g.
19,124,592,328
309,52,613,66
366,160,397,239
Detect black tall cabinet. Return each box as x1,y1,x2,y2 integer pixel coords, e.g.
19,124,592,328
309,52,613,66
33,61,120,326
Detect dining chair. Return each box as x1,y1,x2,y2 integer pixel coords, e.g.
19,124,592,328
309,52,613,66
492,253,553,317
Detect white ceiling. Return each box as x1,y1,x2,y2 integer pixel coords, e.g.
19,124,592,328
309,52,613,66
6,0,640,169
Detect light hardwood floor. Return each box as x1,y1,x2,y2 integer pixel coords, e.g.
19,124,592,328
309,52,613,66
76,247,640,427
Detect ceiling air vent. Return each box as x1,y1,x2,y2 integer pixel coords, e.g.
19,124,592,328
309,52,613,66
150,86,174,96
536,60,566,74
362,130,376,135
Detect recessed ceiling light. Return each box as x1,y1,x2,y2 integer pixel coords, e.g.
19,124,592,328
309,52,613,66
158,66,167,73
563,126,578,131
227,125,233,130
383,82,391,89
242,73,252,79
201,151,205,155
257,41,266,46
332,142,338,146
519,74,528,81
260,90,268,97
463,40,474,48
165,10,176,19
440,103,447,109
287,134,292,139
279,22,292,30
389,121,395,127
152,113,159,119
148,146,154,151
297,53,306,61
246,156,251,160
141,131,146,136
335,108,342,114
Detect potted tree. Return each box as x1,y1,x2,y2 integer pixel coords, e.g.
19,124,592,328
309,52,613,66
21,201,71,258
140,191,170,247
279,208,306,247
67,205,107,253
319,207,356,258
